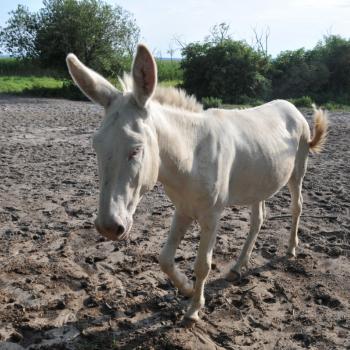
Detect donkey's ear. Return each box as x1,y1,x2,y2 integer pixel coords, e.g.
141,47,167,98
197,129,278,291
66,54,119,108
132,44,157,107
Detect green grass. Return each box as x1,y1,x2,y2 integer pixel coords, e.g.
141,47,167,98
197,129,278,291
159,79,181,88
0,57,184,98
0,75,181,99
321,102,350,111
0,76,64,94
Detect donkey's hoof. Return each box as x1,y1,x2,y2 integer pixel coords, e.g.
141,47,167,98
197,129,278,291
181,316,198,328
226,270,242,282
286,248,296,258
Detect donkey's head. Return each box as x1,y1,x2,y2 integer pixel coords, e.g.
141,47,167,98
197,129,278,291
66,45,159,240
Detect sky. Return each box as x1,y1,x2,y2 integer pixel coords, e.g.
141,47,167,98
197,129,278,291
1,0,350,57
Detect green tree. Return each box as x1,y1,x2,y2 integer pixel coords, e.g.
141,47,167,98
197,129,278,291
311,35,350,102
0,5,38,58
269,35,350,103
0,0,140,74
181,39,270,103
269,49,314,98
269,48,331,100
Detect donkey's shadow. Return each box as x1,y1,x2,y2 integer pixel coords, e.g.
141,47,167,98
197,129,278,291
32,255,295,349
119,254,291,328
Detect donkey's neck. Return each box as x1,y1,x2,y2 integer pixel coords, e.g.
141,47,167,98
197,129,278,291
151,103,206,191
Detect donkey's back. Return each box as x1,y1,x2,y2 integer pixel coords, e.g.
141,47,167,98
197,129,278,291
201,100,313,206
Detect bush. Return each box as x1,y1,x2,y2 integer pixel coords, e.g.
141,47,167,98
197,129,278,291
289,96,314,108
156,59,183,82
269,35,350,104
237,96,264,106
201,96,222,109
269,49,313,99
0,57,59,76
181,40,270,104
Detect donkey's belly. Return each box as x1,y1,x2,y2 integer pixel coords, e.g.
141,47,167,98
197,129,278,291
227,155,296,206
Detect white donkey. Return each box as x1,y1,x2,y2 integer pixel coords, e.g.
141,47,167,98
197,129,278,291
66,44,327,324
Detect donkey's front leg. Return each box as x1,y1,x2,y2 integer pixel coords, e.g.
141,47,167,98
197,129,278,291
184,214,218,323
159,210,194,297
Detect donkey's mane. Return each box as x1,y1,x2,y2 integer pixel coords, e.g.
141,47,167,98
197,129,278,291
119,73,203,113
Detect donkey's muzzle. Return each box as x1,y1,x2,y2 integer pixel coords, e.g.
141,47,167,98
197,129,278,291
94,217,127,241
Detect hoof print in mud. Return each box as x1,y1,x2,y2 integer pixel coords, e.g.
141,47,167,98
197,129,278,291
225,270,242,282
312,285,342,309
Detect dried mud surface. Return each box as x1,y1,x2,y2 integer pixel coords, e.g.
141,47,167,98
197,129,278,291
0,96,349,350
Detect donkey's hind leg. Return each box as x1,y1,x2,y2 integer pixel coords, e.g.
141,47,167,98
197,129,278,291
286,137,309,257
287,143,308,257
262,200,267,220
226,201,264,281
287,174,304,257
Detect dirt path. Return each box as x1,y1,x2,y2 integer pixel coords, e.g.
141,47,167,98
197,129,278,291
0,96,349,349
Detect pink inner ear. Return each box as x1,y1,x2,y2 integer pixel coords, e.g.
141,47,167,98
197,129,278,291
133,45,157,100
139,65,149,92
142,62,156,95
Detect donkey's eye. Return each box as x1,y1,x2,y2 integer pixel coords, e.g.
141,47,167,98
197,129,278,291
128,146,142,161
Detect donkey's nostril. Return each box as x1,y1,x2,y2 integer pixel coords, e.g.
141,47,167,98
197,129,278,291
116,224,125,236
94,217,127,240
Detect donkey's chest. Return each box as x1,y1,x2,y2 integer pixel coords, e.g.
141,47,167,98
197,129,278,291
163,180,216,219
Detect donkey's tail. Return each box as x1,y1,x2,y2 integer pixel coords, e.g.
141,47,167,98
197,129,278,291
309,104,328,153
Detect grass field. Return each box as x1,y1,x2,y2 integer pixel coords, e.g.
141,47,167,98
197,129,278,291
0,76,64,94
0,76,181,99
0,57,182,98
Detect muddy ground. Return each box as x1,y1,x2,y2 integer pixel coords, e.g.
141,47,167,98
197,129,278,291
0,96,349,350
